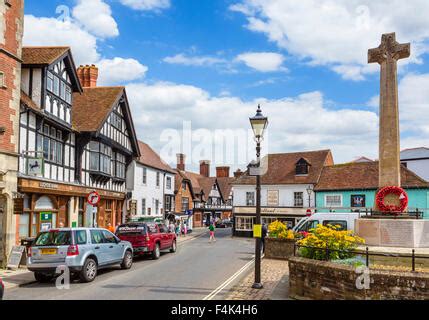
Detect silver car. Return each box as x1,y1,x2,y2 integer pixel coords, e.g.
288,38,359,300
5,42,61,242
27,228,133,283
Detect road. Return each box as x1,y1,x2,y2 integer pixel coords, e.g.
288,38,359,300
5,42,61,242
4,228,255,300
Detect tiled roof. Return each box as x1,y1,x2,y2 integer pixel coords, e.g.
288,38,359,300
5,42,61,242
137,141,175,174
315,161,429,191
22,47,70,65
217,177,235,201
72,87,124,132
233,150,333,185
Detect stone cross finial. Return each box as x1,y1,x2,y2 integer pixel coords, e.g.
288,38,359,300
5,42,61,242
368,33,410,188
368,33,410,64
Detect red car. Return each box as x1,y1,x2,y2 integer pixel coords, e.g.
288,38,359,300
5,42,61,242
116,222,176,259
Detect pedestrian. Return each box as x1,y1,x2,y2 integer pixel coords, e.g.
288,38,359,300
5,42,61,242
261,223,268,254
59,222,64,228
183,222,188,236
169,222,175,233
107,223,115,233
209,223,216,243
175,223,180,237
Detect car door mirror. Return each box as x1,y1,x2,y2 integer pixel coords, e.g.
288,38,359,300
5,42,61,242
115,236,121,244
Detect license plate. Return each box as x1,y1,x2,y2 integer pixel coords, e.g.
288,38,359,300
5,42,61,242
41,248,57,255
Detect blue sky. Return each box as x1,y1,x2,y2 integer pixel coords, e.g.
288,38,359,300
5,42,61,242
23,0,429,171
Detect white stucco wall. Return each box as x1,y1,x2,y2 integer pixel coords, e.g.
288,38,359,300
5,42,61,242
401,148,429,181
233,184,315,207
127,160,175,217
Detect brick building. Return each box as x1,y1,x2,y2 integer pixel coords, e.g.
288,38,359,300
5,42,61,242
0,0,24,266
173,154,234,229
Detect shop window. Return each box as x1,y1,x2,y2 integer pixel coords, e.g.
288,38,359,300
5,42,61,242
236,217,253,231
19,213,30,238
155,199,159,214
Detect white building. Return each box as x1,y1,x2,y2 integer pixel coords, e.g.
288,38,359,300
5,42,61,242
401,147,429,182
232,150,334,236
126,141,175,221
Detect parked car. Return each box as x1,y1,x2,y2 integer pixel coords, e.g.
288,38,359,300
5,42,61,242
27,228,133,283
116,222,176,259
0,277,4,300
216,219,233,228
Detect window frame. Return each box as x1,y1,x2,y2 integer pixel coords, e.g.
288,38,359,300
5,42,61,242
325,194,343,208
294,192,304,207
246,192,255,206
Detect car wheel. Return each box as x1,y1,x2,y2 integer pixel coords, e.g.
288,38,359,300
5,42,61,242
152,243,160,260
80,258,97,283
34,272,53,283
121,250,133,270
170,240,177,253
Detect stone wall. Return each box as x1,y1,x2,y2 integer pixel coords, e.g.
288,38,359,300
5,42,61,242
289,256,429,300
265,238,295,260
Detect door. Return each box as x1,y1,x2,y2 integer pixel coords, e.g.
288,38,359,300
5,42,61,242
158,224,170,249
102,230,123,263
90,229,109,265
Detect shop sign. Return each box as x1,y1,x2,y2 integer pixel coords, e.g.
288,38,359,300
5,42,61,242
267,190,279,206
27,157,44,176
13,197,24,214
40,212,52,221
39,182,58,189
7,246,26,269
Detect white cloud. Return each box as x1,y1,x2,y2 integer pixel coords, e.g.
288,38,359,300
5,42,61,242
230,0,429,80
24,4,147,85
120,0,170,11
163,54,226,66
23,15,99,64
97,58,148,85
73,0,119,39
125,81,379,168
235,52,286,72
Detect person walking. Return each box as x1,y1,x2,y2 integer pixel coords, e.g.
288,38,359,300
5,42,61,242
175,223,180,237
261,223,268,254
107,223,115,233
209,223,216,243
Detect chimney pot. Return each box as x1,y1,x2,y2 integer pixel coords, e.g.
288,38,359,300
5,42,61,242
199,160,210,177
176,153,186,171
216,166,230,178
77,64,99,88
234,169,243,178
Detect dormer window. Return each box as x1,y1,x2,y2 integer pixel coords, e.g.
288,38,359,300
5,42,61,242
296,158,310,175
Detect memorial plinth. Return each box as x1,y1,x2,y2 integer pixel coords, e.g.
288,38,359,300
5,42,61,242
355,218,429,248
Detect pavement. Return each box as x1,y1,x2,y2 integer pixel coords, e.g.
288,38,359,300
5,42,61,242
3,228,255,300
225,258,291,300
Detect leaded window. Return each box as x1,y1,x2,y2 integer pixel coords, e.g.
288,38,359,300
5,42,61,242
36,124,63,165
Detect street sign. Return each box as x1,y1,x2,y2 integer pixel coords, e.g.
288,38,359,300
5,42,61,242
87,191,100,206
40,212,52,221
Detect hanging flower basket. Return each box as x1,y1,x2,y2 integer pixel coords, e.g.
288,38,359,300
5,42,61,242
375,186,408,213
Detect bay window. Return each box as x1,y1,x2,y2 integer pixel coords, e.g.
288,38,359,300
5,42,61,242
37,124,63,164
89,141,111,174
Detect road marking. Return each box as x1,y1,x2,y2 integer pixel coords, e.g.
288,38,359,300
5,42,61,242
203,256,256,300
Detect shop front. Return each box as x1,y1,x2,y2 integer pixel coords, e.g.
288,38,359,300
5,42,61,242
15,177,125,242
232,206,308,237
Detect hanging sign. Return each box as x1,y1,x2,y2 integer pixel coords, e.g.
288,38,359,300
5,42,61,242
87,191,101,206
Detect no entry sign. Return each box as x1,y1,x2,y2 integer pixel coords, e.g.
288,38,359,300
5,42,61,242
87,191,100,206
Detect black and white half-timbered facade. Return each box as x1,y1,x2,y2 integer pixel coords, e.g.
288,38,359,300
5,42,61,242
15,48,140,241
73,68,140,228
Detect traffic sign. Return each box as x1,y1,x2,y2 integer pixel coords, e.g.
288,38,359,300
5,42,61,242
87,191,100,206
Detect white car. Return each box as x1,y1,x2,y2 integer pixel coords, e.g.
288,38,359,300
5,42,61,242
293,212,365,233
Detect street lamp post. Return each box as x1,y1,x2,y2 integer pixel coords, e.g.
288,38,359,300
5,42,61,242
249,104,268,290
306,185,313,208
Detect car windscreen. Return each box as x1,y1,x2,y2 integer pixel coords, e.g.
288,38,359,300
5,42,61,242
116,224,147,236
34,231,73,246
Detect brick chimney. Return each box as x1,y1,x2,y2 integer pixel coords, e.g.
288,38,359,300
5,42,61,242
216,166,230,178
200,160,210,177
77,64,99,87
234,169,243,178
176,153,186,171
